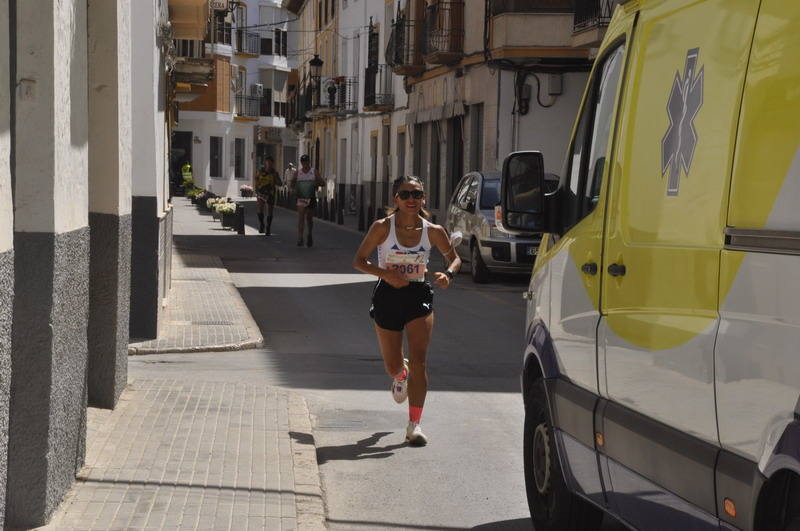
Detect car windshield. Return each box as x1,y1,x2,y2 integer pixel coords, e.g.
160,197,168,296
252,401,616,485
480,179,500,210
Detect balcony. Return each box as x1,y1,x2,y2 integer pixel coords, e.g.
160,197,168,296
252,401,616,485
364,65,394,112
173,39,214,96
235,29,260,56
234,94,260,119
573,0,617,47
333,77,358,115
423,1,464,65
386,16,424,76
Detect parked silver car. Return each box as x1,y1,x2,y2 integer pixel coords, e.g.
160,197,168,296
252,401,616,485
445,172,541,283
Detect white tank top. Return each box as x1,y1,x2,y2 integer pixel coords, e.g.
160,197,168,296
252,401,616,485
296,167,317,198
377,215,432,282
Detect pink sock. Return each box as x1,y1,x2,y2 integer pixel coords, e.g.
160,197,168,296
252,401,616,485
394,367,407,381
409,406,423,424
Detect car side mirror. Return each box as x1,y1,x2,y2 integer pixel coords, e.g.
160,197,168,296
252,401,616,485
498,151,546,234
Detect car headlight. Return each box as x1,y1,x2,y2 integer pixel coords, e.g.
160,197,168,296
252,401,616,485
489,226,509,239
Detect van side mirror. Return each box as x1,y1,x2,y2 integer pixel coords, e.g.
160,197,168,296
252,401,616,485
498,151,546,234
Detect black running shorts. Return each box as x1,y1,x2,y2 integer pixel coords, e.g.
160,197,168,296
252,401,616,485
369,280,434,331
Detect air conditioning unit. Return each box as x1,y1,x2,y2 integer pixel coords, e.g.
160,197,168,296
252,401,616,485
251,83,264,97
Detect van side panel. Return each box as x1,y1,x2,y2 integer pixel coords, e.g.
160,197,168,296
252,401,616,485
600,0,759,446
718,0,800,471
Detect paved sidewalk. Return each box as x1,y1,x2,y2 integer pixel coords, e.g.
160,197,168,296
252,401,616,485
128,211,263,355
36,380,326,531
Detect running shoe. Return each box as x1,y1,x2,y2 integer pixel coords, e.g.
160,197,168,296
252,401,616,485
391,358,409,404
405,422,428,446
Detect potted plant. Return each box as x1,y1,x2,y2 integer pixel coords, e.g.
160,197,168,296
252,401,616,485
208,197,223,218
218,202,237,228
239,184,254,198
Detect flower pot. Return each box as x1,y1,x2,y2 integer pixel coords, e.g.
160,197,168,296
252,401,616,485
222,212,236,228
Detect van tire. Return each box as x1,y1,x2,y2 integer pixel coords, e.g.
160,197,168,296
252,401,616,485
471,242,490,284
524,378,603,531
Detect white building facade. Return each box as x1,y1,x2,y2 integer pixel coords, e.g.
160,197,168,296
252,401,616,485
174,0,299,198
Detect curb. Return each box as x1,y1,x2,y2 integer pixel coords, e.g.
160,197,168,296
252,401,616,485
127,337,264,355
287,393,328,531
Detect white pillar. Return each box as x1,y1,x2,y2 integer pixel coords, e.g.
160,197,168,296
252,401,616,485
0,0,14,527
87,0,132,409
8,0,90,526
130,0,173,339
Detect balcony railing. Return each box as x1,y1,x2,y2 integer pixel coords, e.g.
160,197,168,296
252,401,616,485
423,1,464,65
235,29,260,55
175,39,206,58
364,65,394,111
234,94,260,118
574,0,615,32
333,77,358,114
386,16,424,76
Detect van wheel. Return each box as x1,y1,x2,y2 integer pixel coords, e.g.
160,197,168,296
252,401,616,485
471,242,490,284
524,379,603,531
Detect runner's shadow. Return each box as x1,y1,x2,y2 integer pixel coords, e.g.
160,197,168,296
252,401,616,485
313,432,407,465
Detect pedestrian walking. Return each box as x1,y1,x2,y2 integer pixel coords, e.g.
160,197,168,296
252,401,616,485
290,154,324,247
352,176,462,446
255,156,282,235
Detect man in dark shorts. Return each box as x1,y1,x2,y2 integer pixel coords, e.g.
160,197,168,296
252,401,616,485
255,156,281,235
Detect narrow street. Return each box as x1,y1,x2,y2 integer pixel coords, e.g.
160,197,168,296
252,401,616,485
130,200,624,530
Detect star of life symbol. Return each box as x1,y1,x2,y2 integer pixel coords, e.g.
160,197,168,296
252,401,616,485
661,48,704,196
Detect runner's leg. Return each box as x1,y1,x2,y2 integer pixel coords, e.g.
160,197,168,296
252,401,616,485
405,312,433,410
297,205,306,244
373,324,404,378
266,202,274,235
305,207,314,246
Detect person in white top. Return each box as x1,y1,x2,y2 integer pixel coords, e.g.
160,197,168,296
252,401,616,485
352,176,462,446
289,154,325,247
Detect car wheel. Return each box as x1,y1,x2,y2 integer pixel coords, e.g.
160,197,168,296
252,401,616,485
524,378,603,531
471,242,490,284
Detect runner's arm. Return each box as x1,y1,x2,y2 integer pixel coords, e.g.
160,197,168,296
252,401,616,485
429,225,462,288
353,220,407,287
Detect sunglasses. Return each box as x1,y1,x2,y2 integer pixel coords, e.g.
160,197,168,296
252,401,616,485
396,190,425,200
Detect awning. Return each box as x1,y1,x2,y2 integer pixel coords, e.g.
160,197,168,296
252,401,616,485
406,101,466,126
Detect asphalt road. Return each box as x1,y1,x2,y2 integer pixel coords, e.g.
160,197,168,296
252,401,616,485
132,203,628,531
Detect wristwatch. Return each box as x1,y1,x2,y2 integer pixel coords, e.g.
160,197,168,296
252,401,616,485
444,270,455,280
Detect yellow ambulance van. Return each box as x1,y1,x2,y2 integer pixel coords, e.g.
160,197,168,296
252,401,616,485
498,1,800,530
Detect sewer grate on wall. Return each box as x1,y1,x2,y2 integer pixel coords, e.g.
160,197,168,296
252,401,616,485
191,320,234,326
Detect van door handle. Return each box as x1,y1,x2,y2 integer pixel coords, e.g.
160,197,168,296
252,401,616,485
581,262,598,275
608,263,627,277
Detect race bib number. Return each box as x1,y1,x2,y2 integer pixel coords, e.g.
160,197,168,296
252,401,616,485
386,252,427,280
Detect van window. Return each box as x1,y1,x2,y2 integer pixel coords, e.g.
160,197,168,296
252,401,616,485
562,43,626,230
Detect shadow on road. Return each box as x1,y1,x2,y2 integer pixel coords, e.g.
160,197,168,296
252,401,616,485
313,431,408,465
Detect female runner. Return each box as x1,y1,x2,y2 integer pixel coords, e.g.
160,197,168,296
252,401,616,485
352,176,461,446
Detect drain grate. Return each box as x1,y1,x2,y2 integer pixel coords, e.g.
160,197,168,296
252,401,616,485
191,320,234,326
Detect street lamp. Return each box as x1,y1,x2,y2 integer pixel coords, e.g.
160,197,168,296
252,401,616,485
309,54,324,108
